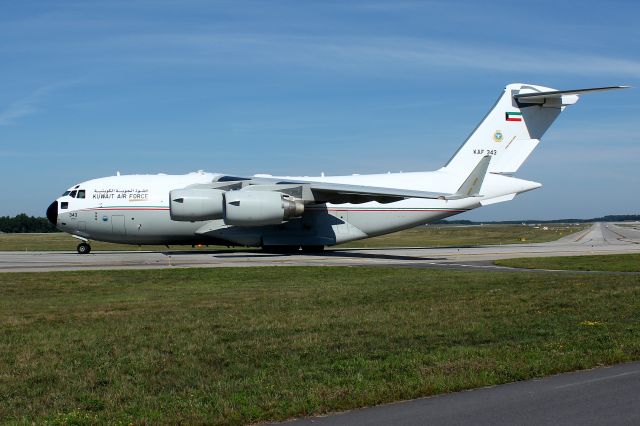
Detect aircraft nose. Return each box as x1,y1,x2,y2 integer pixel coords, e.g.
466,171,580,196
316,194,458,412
46,201,58,226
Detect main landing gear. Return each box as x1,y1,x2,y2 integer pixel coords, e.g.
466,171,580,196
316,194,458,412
77,242,91,254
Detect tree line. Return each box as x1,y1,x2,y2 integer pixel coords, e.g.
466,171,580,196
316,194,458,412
0,214,57,233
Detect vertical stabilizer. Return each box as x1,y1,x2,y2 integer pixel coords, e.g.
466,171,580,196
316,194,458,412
443,83,568,175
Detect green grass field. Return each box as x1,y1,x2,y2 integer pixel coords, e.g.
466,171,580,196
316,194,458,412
496,253,640,272
1,266,639,424
0,224,586,252
0,233,198,252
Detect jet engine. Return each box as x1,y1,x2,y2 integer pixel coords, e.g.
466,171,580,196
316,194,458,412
224,191,304,226
169,188,225,221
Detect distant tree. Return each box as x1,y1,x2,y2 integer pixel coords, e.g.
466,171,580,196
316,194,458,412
598,215,640,222
0,214,58,233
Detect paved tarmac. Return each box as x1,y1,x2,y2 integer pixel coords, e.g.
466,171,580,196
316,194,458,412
280,361,640,426
1,222,639,273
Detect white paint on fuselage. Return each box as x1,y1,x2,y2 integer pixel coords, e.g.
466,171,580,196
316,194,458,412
53,169,535,246
56,172,218,244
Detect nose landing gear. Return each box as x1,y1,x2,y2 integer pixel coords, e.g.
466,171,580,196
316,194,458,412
77,242,91,254
72,235,91,254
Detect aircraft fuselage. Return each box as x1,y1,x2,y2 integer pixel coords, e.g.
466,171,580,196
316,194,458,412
47,172,477,249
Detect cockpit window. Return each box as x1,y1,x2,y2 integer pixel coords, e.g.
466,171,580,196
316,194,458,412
77,190,85,199
61,202,68,209
69,190,77,198
62,191,71,196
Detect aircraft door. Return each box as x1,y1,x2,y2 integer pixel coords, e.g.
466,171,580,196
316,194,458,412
77,221,86,233
111,215,126,235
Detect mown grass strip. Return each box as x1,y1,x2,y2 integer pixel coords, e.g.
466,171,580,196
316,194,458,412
338,224,586,248
1,267,639,424
495,254,640,272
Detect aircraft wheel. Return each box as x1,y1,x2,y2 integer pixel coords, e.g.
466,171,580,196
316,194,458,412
301,245,325,253
77,242,91,254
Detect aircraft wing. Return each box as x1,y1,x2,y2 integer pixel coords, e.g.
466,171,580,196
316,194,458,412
206,176,453,204
305,155,491,203
208,155,492,204
305,182,450,204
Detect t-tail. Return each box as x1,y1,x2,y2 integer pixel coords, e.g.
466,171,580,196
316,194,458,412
443,83,628,176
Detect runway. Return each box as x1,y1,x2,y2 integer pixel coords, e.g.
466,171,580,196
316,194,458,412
1,222,639,273
280,361,640,426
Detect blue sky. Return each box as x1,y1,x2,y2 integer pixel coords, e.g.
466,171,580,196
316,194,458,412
1,0,639,220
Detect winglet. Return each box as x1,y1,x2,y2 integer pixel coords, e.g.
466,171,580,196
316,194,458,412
447,155,491,200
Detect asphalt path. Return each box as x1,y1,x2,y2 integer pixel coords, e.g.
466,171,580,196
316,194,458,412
1,223,639,272
279,361,640,426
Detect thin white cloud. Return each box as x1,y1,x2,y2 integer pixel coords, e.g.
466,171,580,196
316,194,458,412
0,87,50,126
0,82,74,126
98,33,640,77
0,97,39,126
5,28,638,78
2,7,639,78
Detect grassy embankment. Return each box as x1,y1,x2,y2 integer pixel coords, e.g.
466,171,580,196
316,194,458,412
496,253,640,272
1,266,638,424
0,224,586,251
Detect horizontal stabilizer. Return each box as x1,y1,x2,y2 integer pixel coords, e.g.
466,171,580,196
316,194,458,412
515,85,629,105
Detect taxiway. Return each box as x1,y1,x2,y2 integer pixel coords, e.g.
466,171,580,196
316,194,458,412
281,361,640,426
1,222,639,273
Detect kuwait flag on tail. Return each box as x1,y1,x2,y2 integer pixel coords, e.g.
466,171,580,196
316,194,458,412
506,111,522,122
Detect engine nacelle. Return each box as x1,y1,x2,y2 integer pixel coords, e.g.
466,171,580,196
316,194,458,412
169,188,225,221
224,191,304,226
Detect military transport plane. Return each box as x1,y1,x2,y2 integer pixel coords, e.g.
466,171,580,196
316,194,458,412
46,83,627,254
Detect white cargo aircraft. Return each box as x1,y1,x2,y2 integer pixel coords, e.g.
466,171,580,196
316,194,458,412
47,83,627,254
